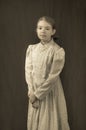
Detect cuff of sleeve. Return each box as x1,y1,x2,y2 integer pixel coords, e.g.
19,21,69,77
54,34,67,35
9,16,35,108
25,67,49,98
34,90,43,100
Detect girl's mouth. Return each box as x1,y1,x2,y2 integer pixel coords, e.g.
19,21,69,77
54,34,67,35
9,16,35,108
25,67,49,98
40,35,46,37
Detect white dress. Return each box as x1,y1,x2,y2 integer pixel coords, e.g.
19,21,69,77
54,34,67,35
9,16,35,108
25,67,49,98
25,39,70,130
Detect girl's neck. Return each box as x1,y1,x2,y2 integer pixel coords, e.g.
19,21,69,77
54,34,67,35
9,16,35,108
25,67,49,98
41,38,52,45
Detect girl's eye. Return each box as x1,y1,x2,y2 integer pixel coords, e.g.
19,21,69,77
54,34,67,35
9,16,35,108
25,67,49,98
46,28,50,30
39,27,42,29
38,27,42,30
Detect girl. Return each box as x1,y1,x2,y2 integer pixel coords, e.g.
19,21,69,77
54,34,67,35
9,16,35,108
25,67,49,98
25,16,70,130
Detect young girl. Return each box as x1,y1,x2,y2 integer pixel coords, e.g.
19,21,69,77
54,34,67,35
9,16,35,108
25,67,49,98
25,16,70,130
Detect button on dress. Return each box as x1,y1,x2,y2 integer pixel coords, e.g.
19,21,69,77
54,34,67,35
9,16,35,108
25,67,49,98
25,39,70,130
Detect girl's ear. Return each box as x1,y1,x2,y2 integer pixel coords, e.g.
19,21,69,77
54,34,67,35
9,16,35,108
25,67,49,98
52,29,56,36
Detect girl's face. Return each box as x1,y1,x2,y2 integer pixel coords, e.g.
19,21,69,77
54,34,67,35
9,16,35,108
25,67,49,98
36,20,56,43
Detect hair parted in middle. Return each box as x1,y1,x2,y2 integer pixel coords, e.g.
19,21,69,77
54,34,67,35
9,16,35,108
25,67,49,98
37,16,56,29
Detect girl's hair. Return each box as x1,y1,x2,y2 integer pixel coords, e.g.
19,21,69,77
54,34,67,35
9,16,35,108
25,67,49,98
37,16,56,29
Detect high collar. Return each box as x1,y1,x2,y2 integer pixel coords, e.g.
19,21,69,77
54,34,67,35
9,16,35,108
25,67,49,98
39,39,55,47
37,39,55,52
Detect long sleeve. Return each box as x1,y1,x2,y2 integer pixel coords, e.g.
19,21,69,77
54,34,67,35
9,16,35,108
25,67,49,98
34,48,65,100
25,45,33,91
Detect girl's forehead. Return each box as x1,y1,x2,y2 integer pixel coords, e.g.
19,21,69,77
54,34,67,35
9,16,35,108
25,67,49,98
37,20,52,27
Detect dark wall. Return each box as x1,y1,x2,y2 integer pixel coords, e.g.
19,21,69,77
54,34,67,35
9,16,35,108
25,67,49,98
0,0,86,130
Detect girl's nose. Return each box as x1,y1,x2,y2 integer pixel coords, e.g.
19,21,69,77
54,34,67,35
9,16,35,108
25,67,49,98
41,28,45,33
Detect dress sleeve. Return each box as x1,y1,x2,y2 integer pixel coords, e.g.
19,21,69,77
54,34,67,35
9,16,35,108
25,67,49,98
34,48,65,100
25,45,33,91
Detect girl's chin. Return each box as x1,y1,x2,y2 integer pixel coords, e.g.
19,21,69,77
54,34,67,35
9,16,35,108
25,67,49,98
39,37,49,41
38,36,51,43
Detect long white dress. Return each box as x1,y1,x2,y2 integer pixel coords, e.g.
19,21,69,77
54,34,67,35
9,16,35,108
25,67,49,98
25,39,70,130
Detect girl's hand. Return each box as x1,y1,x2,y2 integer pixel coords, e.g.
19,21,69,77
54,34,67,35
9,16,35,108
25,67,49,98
32,100,40,109
29,90,37,104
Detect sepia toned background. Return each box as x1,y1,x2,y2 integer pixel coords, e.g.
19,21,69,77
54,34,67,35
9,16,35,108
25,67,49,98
0,0,86,130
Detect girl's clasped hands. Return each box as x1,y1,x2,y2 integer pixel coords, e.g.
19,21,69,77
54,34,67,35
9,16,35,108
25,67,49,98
28,90,40,109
